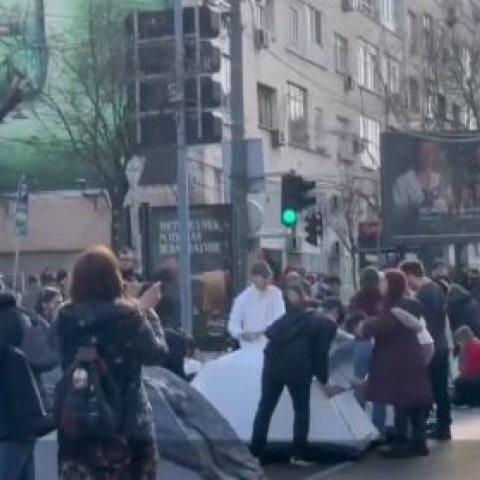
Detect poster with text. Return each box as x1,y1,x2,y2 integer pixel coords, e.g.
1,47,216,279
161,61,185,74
149,205,234,349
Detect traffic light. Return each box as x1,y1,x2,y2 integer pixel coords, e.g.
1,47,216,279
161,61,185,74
281,173,316,228
304,213,323,246
125,6,223,148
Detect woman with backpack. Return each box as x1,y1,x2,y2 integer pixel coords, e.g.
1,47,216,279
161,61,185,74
0,292,52,480
54,246,168,480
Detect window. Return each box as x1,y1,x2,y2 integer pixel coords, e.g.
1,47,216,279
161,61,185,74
422,14,434,51
314,108,325,148
426,83,435,118
334,34,348,74
337,117,352,161
407,11,418,54
256,0,275,33
380,0,395,30
289,7,299,45
358,39,379,91
287,83,308,147
257,83,276,130
221,54,231,114
385,57,400,94
409,77,420,112
308,6,323,46
437,93,446,119
452,103,461,129
462,47,472,83
360,116,380,169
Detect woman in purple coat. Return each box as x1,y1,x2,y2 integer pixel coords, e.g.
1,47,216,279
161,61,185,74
359,269,432,459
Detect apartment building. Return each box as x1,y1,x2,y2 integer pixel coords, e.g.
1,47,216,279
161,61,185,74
241,0,406,283
236,0,480,282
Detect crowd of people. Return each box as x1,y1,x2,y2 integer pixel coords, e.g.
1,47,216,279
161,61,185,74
3,248,480,478
0,246,196,480
228,258,480,465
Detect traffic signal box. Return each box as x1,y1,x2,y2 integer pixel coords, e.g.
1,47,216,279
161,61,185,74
304,212,323,246
280,173,316,228
125,6,223,147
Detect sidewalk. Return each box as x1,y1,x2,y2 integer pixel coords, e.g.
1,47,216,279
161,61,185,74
316,409,480,480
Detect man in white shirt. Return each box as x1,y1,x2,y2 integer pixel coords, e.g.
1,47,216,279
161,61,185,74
228,262,285,348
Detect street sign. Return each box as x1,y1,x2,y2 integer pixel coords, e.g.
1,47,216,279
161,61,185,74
15,177,29,237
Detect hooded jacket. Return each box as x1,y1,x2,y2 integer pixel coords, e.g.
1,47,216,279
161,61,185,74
263,307,337,385
0,293,50,442
447,285,480,338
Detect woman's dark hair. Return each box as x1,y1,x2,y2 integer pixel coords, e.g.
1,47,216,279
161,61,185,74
35,286,61,316
322,297,345,325
70,246,123,304
0,292,24,348
384,269,408,307
359,267,380,293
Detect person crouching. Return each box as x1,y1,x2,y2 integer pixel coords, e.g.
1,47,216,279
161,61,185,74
250,282,337,466
452,326,480,407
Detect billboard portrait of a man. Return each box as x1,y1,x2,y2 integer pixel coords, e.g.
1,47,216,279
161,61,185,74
382,132,480,244
393,140,452,217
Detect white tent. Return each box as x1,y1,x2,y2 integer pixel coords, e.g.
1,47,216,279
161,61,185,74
192,342,379,455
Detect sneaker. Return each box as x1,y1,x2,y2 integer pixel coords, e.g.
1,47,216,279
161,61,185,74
430,430,452,441
412,443,430,457
290,457,316,467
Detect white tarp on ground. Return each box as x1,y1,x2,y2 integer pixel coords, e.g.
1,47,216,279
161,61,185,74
192,341,379,453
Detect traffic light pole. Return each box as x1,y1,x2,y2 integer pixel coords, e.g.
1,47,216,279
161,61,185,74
230,0,249,292
174,0,193,335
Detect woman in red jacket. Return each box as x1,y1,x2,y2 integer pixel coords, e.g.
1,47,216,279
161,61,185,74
358,269,432,459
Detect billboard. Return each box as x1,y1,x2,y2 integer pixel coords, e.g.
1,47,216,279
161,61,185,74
0,0,168,191
149,205,234,349
381,132,480,244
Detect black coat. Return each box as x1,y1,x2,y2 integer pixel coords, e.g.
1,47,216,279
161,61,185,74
447,285,480,338
263,308,337,385
55,300,168,457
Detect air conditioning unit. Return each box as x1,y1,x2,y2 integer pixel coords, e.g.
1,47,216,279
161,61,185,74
344,75,355,93
254,28,271,50
271,129,286,148
353,137,369,155
341,0,355,12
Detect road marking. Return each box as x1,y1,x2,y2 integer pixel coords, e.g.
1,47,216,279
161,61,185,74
304,462,354,480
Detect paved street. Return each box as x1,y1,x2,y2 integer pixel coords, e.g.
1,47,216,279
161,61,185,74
263,409,480,479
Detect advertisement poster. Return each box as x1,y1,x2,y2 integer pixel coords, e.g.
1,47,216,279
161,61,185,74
0,0,168,191
149,205,234,349
381,132,480,244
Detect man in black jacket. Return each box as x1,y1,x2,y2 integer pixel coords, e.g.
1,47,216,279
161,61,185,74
400,260,452,441
0,292,50,480
250,282,337,466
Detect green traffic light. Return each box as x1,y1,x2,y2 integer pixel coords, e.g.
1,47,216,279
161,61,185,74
282,209,298,227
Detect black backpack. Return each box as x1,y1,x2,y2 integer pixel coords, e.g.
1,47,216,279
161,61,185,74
54,346,123,441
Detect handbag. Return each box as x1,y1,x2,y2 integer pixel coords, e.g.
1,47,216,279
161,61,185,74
3,347,54,439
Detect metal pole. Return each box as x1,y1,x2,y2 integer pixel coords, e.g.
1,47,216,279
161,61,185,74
174,0,193,334
230,0,249,292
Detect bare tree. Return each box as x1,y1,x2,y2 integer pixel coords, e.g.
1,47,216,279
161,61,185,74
324,173,380,289
30,0,133,249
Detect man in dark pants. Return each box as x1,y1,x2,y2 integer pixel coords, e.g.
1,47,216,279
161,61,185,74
250,282,337,466
400,260,452,440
